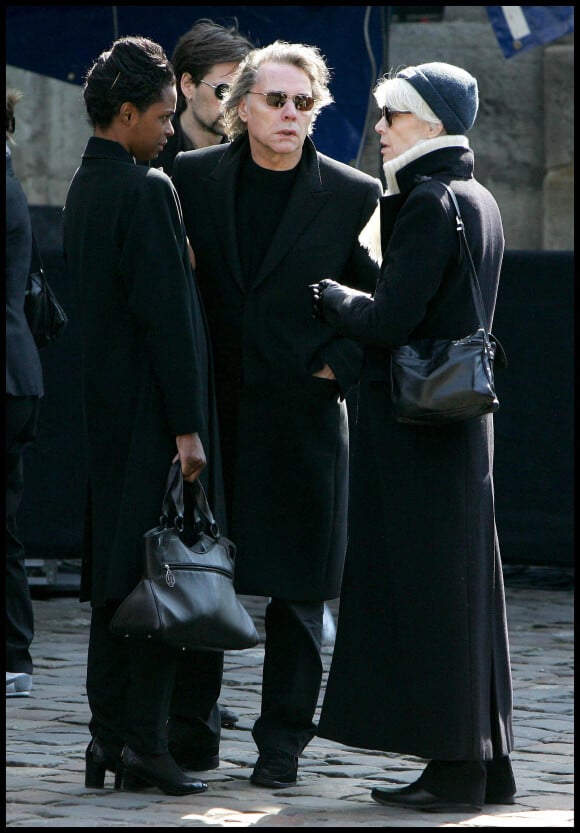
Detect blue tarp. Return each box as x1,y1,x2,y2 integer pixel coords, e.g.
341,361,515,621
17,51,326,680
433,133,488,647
486,6,574,59
6,5,384,166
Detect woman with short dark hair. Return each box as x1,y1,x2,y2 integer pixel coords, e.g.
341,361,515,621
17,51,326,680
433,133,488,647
63,35,225,796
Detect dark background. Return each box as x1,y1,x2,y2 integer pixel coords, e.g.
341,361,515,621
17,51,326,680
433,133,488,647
6,5,387,167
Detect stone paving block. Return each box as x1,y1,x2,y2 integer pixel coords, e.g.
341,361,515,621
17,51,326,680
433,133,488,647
6,576,574,828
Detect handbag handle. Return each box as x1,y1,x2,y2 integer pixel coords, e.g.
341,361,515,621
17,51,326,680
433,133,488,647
160,461,220,539
426,179,507,369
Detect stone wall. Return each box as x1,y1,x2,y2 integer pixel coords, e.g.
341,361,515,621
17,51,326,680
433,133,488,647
358,6,574,250
6,66,91,209
6,6,574,250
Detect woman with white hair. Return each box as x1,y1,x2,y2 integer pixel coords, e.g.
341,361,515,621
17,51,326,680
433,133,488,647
312,62,516,813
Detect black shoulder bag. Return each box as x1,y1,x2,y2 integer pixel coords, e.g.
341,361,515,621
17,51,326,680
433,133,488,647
390,182,507,426
24,232,68,348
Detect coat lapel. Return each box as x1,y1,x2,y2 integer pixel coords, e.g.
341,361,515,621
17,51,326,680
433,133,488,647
206,135,331,292
206,142,246,291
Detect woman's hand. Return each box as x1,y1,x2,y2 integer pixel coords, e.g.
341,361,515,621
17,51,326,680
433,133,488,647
173,433,206,482
310,279,341,321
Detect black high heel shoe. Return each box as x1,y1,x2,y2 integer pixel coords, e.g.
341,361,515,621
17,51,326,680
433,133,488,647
117,745,209,796
85,737,123,789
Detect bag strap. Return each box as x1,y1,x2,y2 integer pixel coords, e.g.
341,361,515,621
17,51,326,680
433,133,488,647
160,461,184,529
435,182,490,334
429,179,507,368
25,232,47,295
160,461,220,539
30,233,44,272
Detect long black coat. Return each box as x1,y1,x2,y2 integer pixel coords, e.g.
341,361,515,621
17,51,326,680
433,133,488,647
317,143,514,761
173,135,382,600
63,137,224,605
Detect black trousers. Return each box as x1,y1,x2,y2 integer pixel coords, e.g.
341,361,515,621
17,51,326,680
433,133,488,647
252,597,324,757
6,395,39,674
86,604,222,755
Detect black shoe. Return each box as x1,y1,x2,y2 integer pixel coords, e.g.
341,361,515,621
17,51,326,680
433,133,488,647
371,783,482,813
250,750,298,788
219,705,239,729
167,718,219,771
484,757,516,804
484,788,516,805
85,737,124,789
170,745,220,771
118,745,208,796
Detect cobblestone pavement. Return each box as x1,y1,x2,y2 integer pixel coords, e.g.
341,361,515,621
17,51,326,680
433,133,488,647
6,566,573,827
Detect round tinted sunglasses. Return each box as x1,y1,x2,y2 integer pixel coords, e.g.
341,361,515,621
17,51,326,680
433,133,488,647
200,80,231,100
247,90,315,111
382,105,412,126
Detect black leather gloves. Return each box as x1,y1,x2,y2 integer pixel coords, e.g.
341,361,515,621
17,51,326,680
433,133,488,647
310,279,372,330
310,279,343,324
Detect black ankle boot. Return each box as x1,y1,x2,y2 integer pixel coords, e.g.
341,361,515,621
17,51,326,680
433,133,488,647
85,737,123,788
117,745,209,796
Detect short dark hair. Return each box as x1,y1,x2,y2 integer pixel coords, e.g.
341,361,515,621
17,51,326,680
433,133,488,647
171,18,253,114
83,36,175,129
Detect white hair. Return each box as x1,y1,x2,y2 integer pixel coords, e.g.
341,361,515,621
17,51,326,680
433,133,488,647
374,76,442,127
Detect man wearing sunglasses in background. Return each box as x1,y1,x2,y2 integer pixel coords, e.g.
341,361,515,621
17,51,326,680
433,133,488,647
172,40,382,790
149,17,253,740
150,17,253,176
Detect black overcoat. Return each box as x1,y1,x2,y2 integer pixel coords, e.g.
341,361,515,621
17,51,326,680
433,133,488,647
173,135,382,600
317,143,514,761
63,137,224,605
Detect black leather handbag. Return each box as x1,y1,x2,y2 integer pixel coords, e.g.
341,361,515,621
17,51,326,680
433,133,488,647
110,462,259,651
24,233,68,349
390,182,507,426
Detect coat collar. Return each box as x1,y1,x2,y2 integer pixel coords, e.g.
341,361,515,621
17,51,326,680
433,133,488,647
382,135,472,195
206,133,331,291
359,139,475,266
6,144,15,177
82,136,136,164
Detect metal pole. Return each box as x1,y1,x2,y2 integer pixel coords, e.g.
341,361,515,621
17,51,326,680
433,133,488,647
112,6,119,41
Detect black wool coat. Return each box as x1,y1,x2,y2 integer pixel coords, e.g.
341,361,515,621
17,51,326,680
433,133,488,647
173,134,382,600
63,137,224,605
317,143,515,761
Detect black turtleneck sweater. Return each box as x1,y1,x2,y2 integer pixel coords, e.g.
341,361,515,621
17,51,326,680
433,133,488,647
236,154,301,289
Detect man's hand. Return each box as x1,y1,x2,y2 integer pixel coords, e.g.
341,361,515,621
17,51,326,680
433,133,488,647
173,432,206,482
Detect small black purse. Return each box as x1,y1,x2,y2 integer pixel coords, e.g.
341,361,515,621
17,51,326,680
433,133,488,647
110,462,259,651
24,233,68,348
390,182,507,426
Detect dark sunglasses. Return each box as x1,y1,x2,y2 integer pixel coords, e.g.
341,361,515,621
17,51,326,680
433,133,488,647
200,80,231,100
382,105,412,126
247,90,315,111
